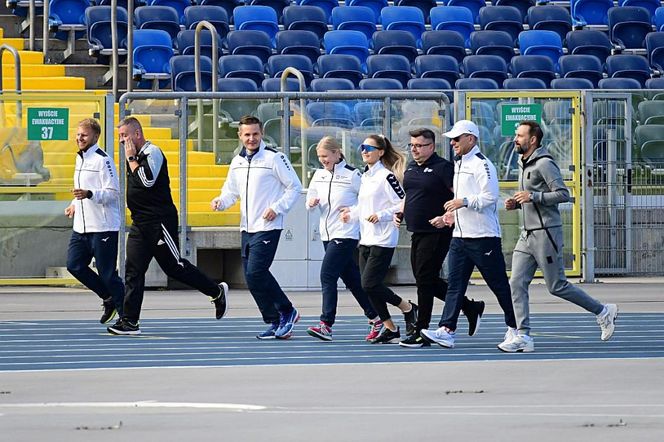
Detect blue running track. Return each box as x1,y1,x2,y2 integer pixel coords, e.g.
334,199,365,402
1,313,662,371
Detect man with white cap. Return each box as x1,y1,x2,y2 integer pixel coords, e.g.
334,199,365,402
420,120,517,349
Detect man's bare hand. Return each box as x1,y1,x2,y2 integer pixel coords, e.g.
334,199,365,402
71,188,90,200
64,204,75,218
262,208,277,221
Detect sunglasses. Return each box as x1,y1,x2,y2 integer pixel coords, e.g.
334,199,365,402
360,144,379,152
451,134,469,142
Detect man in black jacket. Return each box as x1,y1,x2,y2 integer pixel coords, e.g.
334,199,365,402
397,128,485,348
107,117,228,335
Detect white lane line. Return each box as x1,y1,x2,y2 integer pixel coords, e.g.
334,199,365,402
0,401,265,411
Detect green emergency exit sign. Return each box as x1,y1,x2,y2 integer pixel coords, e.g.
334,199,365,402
27,108,69,140
500,103,542,137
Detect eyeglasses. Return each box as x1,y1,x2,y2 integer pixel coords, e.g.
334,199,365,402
407,142,433,149
360,144,379,152
451,134,468,142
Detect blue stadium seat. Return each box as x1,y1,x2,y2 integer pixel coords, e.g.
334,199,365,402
234,5,280,44
366,54,412,88
85,6,128,63
170,54,213,91
518,30,563,68
346,0,389,23
510,55,556,87
218,54,266,88
97,0,132,7
463,55,509,87
445,0,487,24
491,0,535,23
226,30,273,64
608,6,653,50
132,29,174,89
331,6,377,41
177,29,224,59
311,78,356,91
267,54,315,86
380,6,426,43
430,6,475,47
605,54,652,87
598,77,643,89
323,30,371,70
135,6,180,47
420,30,466,63
297,0,339,23
646,77,664,88
559,54,604,88
276,30,321,65
148,0,190,24
307,102,354,128
635,124,664,165
479,5,523,45
408,78,452,89
198,0,241,25
353,101,383,126
638,100,664,124
48,0,92,41
395,0,437,24
184,5,230,40
317,54,365,87
372,30,419,63
527,5,572,44
656,7,664,31
358,78,403,89
566,30,612,65
620,0,660,21
247,0,292,23
550,78,595,89
503,78,547,89
262,77,303,91
571,0,613,26
282,5,328,40
455,78,499,89
413,54,460,86
469,30,514,65
217,77,259,91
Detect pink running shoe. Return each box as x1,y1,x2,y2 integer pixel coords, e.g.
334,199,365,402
307,321,333,341
365,319,384,341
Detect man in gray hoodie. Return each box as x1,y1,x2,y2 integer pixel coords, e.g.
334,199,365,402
500,121,618,353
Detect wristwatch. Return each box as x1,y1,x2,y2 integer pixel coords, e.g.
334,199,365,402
462,197,468,207
127,156,137,162
529,192,535,202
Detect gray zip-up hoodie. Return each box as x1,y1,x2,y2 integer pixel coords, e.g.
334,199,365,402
518,145,570,231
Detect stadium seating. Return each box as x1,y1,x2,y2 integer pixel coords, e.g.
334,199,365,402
445,0,486,24
656,6,664,31
316,54,365,87
420,30,466,63
323,30,371,70
233,5,280,44
620,0,660,19
198,0,241,24
247,0,292,23
527,5,572,44
566,30,612,65
518,30,563,68
430,6,475,47
479,5,523,45
307,101,354,128
635,124,664,165
132,29,174,89
170,54,213,92
491,0,535,23
262,77,303,91
455,78,499,89
551,78,594,89
217,77,259,91
331,6,377,41
297,0,339,23
380,6,426,43
149,0,190,24
226,30,273,64
276,30,321,65
646,32,664,71
184,5,230,40
469,30,514,65
177,29,224,59
407,78,452,90
218,54,266,88
646,77,664,89
396,0,437,23
267,54,315,86
372,30,419,63
135,6,181,47
358,78,403,89
47,0,91,41
558,54,604,88
413,54,460,86
85,5,128,63
571,0,613,26
503,78,547,89
366,54,412,88
346,0,389,23
282,5,328,39
310,78,356,91
353,101,384,126
510,55,556,87
598,77,643,89
608,6,653,50
463,55,509,87
638,100,664,124
605,54,652,87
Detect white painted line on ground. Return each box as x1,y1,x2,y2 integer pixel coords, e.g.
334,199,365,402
0,401,265,411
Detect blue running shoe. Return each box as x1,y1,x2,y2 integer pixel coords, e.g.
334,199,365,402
275,308,300,339
256,322,279,340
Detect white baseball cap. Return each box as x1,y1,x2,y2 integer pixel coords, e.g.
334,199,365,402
443,120,480,140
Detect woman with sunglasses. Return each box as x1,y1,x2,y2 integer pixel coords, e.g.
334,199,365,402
305,136,381,342
341,135,418,344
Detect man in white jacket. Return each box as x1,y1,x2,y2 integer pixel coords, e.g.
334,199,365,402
421,120,517,349
64,118,124,324
211,116,302,340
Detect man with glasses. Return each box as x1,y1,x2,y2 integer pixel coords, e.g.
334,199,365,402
420,120,518,349
397,128,485,348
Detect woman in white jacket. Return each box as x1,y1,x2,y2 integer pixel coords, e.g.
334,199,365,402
341,134,418,344
305,137,380,342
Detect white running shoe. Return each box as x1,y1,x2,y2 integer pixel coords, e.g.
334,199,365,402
498,334,535,353
498,326,517,348
420,327,456,348
597,304,619,341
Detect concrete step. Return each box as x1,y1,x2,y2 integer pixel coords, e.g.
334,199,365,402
2,75,85,90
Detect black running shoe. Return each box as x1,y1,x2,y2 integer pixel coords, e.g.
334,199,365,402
465,299,485,337
399,332,431,348
107,319,140,336
212,282,229,320
370,326,401,344
403,301,418,336
100,297,117,324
